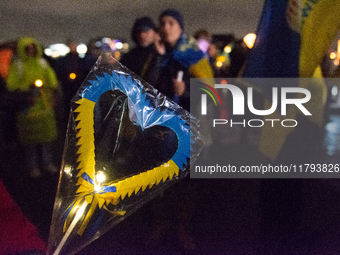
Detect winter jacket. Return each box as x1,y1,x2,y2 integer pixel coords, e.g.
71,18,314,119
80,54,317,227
120,43,161,87
154,34,213,111
6,37,58,144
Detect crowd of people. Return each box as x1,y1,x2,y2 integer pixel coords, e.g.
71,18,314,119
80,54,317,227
0,9,248,179
0,8,250,254
1,7,338,255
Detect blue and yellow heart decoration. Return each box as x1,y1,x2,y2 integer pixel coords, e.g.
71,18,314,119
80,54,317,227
63,68,192,236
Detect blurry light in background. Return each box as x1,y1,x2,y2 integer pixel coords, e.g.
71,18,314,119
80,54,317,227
109,39,117,51
95,41,102,48
334,40,340,66
216,61,223,68
69,73,76,80
77,44,87,53
197,39,210,53
107,39,123,51
44,43,69,58
224,44,232,53
103,37,111,44
332,86,338,96
216,55,226,63
243,33,256,49
45,43,88,58
113,51,121,60
77,44,87,58
44,48,52,56
330,52,337,59
45,38,126,59
122,43,129,53
35,79,43,87
116,41,123,50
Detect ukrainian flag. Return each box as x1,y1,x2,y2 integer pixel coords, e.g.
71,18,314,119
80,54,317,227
174,34,214,80
243,0,340,161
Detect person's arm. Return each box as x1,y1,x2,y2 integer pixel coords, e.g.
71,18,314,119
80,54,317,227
173,79,186,96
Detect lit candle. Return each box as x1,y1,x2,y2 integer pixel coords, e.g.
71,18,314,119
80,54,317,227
35,79,43,87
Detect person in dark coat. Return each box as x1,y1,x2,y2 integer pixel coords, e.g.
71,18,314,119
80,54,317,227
120,16,161,86
144,9,213,252
151,9,213,111
56,39,87,122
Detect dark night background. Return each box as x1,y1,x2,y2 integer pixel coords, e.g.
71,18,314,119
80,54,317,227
0,0,264,46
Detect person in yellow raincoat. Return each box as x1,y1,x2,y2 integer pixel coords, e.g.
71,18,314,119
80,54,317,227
6,37,59,177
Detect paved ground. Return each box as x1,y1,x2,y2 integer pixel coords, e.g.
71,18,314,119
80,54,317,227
2,113,340,254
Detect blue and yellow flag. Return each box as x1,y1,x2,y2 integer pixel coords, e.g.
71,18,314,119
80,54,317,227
173,34,214,79
243,0,340,161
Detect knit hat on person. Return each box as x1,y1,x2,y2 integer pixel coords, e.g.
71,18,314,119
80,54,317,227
159,9,184,30
131,17,156,44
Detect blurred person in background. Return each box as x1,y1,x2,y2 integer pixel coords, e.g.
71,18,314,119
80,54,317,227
56,38,87,127
207,39,224,77
152,9,213,111
6,37,59,178
144,9,213,252
193,28,211,58
120,16,162,86
207,34,234,78
228,39,249,78
83,38,102,73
